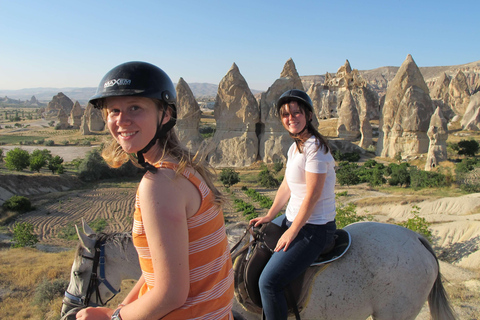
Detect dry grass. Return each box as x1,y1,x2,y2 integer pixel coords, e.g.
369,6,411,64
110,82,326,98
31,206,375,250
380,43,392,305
0,247,73,320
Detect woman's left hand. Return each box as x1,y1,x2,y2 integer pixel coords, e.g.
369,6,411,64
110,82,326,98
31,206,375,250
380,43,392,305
274,228,299,252
76,307,113,320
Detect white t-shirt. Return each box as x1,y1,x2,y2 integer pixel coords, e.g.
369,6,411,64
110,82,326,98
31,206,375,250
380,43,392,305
284,136,336,225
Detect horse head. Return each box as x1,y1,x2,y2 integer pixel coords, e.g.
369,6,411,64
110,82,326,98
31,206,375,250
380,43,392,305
60,220,140,319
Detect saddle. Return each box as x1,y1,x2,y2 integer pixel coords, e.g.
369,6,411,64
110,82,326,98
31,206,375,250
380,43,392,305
231,223,351,318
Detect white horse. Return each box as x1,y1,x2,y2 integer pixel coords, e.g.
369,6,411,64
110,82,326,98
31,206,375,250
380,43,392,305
61,221,455,320
60,221,141,320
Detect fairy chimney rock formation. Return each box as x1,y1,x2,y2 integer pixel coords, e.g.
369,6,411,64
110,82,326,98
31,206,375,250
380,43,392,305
377,54,434,159
208,63,259,167
175,77,204,152
57,108,69,129
69,101,84,128
430,73,451,101
448,70,471,117
425,107,448,171
337,90,360,140
309,59,378,121
430,73,454,120
359,116,373,149
81,103,105,132
461,92,480,130
45,92,74,119
259,58,304,164
80,113,91,135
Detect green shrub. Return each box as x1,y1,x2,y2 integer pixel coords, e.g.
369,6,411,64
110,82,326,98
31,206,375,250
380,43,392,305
397,205,433,241
44,140,55,146
90,218,108,233
33,279,69,307
336,162,360,186
335,202,366,229
387,163,411,187
11,222,38,248
456,139,479,157
219,168,240,187
3,195,32,212
410,168,451,188
258,167,280,188
273,161,284,173
244,188,273,208
58,222,78,240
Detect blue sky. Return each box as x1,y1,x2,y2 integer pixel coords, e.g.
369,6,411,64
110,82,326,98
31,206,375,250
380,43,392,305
1,0,478,91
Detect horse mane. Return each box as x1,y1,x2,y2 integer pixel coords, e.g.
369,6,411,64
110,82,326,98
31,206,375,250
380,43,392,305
76,232,133,258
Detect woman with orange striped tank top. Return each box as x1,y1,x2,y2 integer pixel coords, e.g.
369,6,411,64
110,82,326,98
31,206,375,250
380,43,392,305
76,61,234,320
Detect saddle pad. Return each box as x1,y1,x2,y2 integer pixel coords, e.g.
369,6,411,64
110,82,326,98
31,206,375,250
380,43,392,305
312,229,351,266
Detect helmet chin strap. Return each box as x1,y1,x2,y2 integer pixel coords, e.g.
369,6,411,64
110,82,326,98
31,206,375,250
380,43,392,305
136,107,176,173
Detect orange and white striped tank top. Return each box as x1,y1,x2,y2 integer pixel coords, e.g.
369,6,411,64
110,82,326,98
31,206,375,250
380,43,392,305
132,161,234,320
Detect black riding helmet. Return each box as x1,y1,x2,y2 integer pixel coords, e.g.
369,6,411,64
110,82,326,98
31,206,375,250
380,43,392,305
276,89,313,114
88,61,177,173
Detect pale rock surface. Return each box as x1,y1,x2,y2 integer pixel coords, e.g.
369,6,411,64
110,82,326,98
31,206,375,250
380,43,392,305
430,72,455,121
448,70,471,117
337,90,360,140
425,107,448,171
259,58,304,164
175,77,204,153
57,108,69,129
208,63,259,167
460,92,480,130
80,113,91,135
377,54,434,159
309,60,378,121
45,92,74,119
69,101,84,128
81,103,105,132
359,116,373,149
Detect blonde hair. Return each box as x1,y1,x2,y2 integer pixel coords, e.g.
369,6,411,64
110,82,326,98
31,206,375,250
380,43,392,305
100,98,224,205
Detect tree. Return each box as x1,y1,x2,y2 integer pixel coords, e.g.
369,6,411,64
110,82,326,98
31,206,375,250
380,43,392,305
457,139,479,157
336,162,360,186
48,155,64,174
0,148,4,162
219,168,240,187
4,147,30,171
11,222,38,248
78,149,112,181
29,155,47,172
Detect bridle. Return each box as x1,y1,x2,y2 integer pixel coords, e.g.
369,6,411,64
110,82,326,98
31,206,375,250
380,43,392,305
62,239,120,312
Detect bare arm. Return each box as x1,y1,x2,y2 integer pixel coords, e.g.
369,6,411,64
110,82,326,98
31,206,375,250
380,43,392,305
117,170,190,319
250,177,291,226
274,171,326,252
120,275,145,305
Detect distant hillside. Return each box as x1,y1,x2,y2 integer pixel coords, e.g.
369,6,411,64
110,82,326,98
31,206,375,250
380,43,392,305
1,60,478,105
302,60,480,95
0,83,264,106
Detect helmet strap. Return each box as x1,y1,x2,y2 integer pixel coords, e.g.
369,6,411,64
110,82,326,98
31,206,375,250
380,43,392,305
136,106,176,174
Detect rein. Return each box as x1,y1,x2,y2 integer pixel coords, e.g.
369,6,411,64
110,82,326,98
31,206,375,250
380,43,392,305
62,240,120,310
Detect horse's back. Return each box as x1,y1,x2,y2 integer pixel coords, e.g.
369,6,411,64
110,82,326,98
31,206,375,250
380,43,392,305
302,221,438,320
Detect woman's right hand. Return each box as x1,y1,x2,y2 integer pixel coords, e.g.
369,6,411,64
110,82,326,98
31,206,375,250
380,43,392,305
249,215,272,227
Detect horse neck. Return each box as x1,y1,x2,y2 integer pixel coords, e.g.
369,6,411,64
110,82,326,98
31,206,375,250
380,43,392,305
105,238,141,280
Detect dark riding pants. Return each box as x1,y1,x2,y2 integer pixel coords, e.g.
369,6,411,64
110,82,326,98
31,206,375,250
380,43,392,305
259,215,336,320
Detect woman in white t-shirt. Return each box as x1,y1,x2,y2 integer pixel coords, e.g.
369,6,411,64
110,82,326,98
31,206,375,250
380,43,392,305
250,89,336,320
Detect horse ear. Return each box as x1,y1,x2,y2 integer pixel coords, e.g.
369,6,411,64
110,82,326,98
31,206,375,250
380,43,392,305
76,224,95,250
82,218,95,236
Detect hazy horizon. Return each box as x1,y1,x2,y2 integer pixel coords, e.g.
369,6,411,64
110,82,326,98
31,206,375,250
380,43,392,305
1,0,479,91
